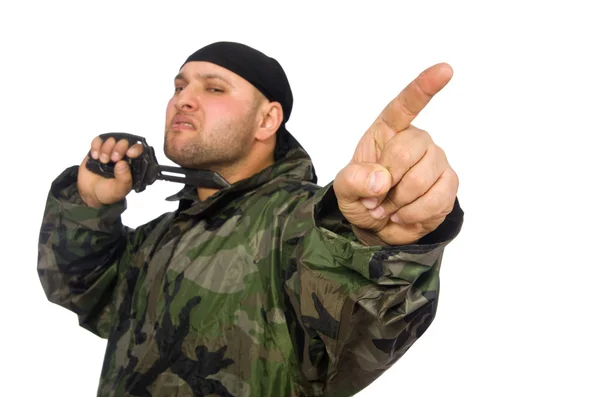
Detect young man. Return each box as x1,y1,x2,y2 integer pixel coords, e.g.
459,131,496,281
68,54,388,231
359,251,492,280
38,41,463,396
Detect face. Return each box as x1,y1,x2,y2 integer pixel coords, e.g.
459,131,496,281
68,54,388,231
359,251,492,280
164,61,262,170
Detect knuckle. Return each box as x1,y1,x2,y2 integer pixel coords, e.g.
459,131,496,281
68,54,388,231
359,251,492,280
101,137,115,152
441,203,453,217
403,172,428,193
348,164,363,185
442,167,459,193
120,175,132,186
342,164,365,187
407,125,429,139
379,194,398,212
396,207,417,224
115,170,132,185
435,144,446,158
91,136,103,147
420,128,432,142
391,145,413,165
334,166,350,192
113,139,130,157
397,99,417,119
449,168,459,188
424,192,445,214
117,138,130,149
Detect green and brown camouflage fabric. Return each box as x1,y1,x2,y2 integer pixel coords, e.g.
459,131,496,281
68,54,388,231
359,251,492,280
37,140,463,397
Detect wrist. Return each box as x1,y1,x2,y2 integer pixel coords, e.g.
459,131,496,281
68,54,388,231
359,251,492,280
350,225,391,247
77,188,104,209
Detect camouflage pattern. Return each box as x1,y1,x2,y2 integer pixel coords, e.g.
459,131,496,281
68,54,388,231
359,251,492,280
37,140,463,397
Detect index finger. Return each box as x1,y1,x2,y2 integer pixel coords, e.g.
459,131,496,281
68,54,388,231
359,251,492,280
379,62,454,132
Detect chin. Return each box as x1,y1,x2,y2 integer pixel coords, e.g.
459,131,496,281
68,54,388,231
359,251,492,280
165,131,189,150
163,140,183,164
164,146,202,169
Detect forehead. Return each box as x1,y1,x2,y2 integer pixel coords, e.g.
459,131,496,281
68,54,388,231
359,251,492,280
177,61,250,87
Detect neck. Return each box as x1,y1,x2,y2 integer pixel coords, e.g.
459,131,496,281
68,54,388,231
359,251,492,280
196,150,275,201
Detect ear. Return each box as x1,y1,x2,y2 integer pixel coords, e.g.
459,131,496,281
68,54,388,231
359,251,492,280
255,101,283,142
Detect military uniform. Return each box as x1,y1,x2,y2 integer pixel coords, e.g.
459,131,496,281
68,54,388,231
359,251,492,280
38,131,463,396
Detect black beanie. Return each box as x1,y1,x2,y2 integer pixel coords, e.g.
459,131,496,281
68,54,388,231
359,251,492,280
181,42,301,162
181,41,293,125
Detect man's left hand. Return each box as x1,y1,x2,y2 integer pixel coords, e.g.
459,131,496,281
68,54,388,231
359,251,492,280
333,63,459,246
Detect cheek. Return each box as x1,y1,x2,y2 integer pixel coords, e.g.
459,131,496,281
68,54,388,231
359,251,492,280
204,100,227,115
165,99,177,117
203,99,247,124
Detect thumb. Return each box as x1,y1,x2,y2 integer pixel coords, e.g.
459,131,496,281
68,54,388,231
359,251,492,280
111,159,133,197
333,162,392,206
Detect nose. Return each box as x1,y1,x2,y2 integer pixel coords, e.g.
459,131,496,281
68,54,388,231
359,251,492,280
175,86,199,112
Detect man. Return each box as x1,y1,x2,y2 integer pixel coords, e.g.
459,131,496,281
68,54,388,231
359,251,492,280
38,41,463,397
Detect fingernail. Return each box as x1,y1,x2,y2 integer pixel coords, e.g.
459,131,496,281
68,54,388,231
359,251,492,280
111,152,120,161
369,206,385,219
91,151,98,159
369,171,385,193
390,214,401,224
100,153,109,163
361,197,378,209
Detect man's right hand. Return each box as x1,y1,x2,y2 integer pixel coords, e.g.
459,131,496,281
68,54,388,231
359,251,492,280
77,136,144,208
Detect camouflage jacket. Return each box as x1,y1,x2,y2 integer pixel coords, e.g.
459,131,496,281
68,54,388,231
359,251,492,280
38,137,463,397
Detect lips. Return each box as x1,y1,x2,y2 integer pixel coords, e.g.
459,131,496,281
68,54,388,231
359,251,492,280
171,115,196,131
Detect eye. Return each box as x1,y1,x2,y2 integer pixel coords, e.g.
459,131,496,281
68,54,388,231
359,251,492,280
174,86,183,93
206,87,224,93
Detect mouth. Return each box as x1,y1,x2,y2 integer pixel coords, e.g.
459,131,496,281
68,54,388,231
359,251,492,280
171,122,195,131
170,115,196,131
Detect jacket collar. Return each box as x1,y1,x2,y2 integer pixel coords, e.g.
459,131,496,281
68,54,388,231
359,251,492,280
164,129,318,214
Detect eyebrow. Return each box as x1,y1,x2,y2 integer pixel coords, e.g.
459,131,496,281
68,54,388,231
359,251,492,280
174,72,233,87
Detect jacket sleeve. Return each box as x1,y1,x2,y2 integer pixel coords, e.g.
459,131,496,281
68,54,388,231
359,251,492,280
281,183,464,396
37,166,167,338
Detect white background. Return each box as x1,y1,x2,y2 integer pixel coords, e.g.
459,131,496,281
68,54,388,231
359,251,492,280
1,1,599,396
